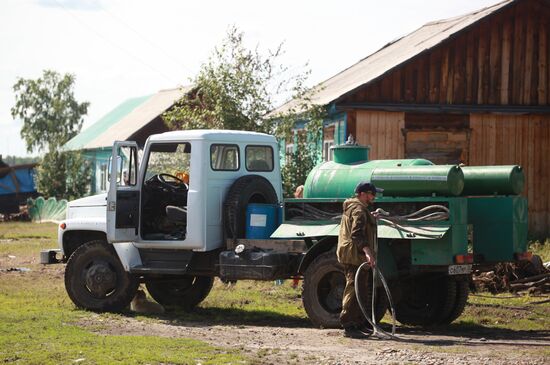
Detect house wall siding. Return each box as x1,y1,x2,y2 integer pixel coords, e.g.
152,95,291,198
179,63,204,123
355,111,405,160
469,113,550,236
344,0,550,106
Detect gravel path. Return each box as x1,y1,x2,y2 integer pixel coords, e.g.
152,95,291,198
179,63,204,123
83,313,550,364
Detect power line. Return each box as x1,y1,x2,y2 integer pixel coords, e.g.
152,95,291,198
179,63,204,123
99,5,195,77
53,0,176,84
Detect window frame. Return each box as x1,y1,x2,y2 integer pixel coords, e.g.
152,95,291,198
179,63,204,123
284,143,294,164
210,143,240,171
245,145,274,172
143,142,192,182
323,139,334,161
100,163,108,192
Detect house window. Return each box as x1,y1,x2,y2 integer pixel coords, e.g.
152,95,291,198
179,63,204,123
285,143,294,164
323,140,334,161
100,163,108,192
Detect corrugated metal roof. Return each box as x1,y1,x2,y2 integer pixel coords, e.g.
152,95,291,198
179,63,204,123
86,87,188,149
273,0,514,115
63,87,189,151
63,95,151,151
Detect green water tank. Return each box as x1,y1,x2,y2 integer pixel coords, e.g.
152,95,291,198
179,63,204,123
371,165,464,197
303,158,464,198
461,165,524,196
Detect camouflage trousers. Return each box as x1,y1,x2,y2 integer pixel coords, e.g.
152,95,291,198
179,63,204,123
340,264,371,328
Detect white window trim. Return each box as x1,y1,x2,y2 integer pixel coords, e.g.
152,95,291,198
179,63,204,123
323,139,334,161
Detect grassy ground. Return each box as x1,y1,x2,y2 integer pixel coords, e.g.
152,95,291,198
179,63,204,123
530,238,550,262
0,222,248,365
459,293,549,331
1,222,549,364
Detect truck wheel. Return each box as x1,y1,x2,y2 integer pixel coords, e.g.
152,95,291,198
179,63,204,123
145,275,214,311
395,275,457,327
224,175,278,239
439,277,469,324
64,240,139,312
434,277,457,324
302,251,387,328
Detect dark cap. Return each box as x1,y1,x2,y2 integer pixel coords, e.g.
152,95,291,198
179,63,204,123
355,181,384,195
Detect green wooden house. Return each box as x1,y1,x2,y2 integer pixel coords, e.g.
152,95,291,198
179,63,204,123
63,87,188,194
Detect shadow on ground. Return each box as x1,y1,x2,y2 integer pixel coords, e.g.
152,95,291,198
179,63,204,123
128,305,312,328
126,305,550,349
373,322,550,347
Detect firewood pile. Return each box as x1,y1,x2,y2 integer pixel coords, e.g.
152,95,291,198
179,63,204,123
472,255,550,295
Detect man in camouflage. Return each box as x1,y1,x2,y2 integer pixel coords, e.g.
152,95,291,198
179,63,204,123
337,181,382,339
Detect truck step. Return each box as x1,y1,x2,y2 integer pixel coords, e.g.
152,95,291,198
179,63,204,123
130,248,193,276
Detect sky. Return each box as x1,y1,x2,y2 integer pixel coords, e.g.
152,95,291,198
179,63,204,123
0,0,499,157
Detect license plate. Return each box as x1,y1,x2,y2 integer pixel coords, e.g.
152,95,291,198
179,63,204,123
448,264,472,275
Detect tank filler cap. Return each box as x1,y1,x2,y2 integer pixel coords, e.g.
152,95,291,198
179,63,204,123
331,142,370,164
345,134,357,145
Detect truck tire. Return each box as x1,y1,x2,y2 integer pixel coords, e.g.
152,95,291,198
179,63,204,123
64,240,139,312
435,278,457,324
439,277,469,324
224,175,278,239
395,275,459,327
145,275,214,311
302,251,387,329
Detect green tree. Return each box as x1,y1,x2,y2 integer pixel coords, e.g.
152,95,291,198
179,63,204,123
276,110,325,197
164,25,311,134
164,26,326,196
0,155,40,166
11,70,91,199
35,150,90,201
12,70,89,153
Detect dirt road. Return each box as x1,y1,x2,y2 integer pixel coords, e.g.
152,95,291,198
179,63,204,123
84,310,549,365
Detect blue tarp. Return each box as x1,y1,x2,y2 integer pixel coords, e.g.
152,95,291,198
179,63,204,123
0,167,37,195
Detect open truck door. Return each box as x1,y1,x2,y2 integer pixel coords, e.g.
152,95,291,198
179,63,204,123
107,141,140,243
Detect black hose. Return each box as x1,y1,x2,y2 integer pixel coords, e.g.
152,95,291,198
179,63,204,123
351,205,450,340
355,263,399,340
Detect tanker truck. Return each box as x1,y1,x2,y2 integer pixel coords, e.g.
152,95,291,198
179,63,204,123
43,129,530,328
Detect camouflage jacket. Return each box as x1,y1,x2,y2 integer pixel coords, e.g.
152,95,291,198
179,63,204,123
336,197,377,266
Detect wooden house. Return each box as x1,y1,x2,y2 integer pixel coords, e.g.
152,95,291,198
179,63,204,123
63,87,189,194
275,0,550,236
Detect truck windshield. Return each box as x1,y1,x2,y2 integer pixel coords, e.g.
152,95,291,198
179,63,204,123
144,143,191,182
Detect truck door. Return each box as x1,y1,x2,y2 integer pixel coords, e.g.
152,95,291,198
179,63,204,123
107,141,140,243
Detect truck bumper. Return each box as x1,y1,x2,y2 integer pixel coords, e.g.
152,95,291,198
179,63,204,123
40,249,62,264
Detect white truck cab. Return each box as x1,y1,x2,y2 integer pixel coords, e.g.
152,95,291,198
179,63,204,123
108,130,281,250
56,130,281,261
54,130,283,313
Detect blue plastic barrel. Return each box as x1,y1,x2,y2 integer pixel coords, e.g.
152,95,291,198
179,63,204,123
245,203,278,239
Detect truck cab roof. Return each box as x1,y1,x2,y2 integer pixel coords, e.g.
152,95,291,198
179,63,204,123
147,129,277,144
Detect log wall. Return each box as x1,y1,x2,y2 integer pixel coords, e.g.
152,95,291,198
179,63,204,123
355,111,405,160
343,0,550,106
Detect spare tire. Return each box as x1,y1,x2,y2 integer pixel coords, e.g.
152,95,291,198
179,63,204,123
224,175,278,239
